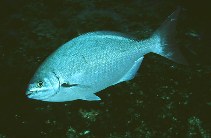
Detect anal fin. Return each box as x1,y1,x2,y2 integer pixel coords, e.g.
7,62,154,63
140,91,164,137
115,57,144,84
81,93,101,101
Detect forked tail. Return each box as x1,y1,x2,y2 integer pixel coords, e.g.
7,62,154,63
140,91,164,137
149,7,187,64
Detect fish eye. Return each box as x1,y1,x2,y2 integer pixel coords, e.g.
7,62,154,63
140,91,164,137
37,81,43,88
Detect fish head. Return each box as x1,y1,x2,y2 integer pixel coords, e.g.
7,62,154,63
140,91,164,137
26,71,60,101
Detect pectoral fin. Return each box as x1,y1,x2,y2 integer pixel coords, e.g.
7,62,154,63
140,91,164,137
61,83,78,87
61,83,91,89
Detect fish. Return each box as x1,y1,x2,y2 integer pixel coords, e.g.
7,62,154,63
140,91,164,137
26,8,186,102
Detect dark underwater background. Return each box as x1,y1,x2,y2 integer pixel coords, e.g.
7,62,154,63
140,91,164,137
0,0,211,137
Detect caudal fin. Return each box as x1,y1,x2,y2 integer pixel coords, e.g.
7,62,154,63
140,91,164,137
150,7,187,65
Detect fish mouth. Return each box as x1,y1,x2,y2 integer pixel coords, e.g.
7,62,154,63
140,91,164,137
25,86,41,98
26,90,35,98
26,90,50,101
26,92,31,96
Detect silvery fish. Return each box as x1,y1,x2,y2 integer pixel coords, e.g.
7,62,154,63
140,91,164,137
26,8,185,102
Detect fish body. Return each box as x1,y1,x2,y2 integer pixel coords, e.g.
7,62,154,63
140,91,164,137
26,8,185,102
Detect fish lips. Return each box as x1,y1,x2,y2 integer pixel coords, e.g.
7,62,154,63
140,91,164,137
25,89,51,101
25,88,38,99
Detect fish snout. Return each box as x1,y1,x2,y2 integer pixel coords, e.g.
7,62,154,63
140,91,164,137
26,90,34,97
26,84,37,97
